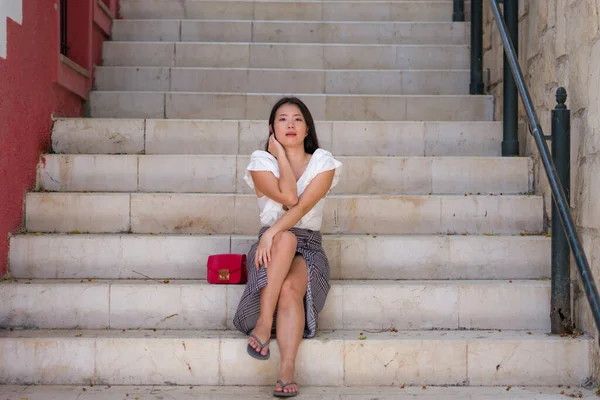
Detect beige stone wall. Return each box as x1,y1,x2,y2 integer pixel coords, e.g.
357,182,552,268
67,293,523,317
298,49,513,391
483,0,600,380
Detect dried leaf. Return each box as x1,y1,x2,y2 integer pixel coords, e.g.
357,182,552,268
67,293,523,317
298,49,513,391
422,386,427,390
75,333,83,337
34,232,42,236
82,388,87,391
527,331,532,335
358,334,367,340
164,280,170,284
400,384,405,389
506,386,511,391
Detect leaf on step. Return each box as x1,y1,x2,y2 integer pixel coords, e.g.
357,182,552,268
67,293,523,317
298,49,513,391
422,386,427,390
135,397,141,400
34,232,42,236
506,386,511,391
390,327,398,333
71,230,81,235
520,233,529,236
400,384,405,389
545,233,552,237
75,333,83,337
164,280,170,284
358,334,367,340
484,233,500,236
87,278,97,282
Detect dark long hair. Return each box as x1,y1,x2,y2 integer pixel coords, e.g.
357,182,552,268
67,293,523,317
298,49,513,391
265,97,320,154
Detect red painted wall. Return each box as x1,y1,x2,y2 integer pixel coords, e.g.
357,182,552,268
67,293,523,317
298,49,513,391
0,0,116,275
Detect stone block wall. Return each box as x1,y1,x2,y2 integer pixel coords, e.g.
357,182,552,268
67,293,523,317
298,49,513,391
483,0,600,380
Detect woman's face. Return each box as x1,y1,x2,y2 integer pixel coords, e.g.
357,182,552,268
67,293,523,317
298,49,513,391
271,103,307,148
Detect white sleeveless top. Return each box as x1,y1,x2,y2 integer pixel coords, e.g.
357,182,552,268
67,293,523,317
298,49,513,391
244,148,343,231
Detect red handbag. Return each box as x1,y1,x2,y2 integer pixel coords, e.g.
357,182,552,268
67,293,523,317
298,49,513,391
206,254,248,284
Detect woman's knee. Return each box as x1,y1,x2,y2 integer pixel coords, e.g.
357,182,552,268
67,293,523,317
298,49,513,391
279,277,306,306
272,231,297,253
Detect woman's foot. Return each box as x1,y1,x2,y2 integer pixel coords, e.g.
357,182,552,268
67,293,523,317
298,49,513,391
248,320,272,358
274,360,298,395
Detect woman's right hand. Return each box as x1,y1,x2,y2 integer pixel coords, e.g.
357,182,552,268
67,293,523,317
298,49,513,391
255,231,274,270
268,134,285,159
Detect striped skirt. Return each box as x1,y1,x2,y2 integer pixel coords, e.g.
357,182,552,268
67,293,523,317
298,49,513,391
232,226,330,339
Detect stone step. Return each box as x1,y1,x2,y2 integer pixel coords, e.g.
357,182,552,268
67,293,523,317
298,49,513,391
52,119,504,157
9,234,550,280
94,67,470,95
118,1,454,22
102,42,470,70
0,329,590,386
24,193,544,235
89,92,494,121
38,154,532,195
0,279,551,331
1,385,597,400
112,20,469,45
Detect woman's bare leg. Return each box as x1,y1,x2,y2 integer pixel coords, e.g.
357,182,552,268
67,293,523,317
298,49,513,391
274,254,308,394
248,231,297,356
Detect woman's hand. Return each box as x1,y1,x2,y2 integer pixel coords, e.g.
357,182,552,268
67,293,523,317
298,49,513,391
268,134,285,159
255,231,274,270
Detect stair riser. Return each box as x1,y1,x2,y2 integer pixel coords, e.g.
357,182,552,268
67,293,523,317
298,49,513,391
102,42,470,70
118,1,453,22
89,92,494,121
0,333,589,386
94,67,471,95
112,20,468,45
9,235,551,281
0,281,551,331
52,119,504,157
38,154,532,195
24,193,544,235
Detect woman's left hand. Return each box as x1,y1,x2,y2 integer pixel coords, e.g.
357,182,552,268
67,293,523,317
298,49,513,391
255,231,274,270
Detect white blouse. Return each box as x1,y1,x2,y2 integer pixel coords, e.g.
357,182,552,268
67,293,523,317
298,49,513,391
244,148,343,231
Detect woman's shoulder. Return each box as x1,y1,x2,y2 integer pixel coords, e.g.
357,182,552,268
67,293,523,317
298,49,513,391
250,150,277,161
310,148,342,171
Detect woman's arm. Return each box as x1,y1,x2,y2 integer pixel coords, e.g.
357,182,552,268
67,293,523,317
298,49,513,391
250,136,298,206
253,169,335,269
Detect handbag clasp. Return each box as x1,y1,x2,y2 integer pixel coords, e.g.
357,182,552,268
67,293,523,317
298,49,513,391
218,269,230,281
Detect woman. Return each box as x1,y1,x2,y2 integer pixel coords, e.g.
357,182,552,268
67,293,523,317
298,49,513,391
233,97,342,397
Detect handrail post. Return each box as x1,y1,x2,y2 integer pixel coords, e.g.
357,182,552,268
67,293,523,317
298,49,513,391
453,0,465,21
502,0,519,156
551,87,573,334
470,0,484,94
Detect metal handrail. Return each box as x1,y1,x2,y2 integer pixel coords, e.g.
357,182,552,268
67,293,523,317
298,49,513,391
486,0,600,335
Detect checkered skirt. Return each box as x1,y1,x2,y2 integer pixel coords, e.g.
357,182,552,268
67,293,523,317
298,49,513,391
232,226,330,339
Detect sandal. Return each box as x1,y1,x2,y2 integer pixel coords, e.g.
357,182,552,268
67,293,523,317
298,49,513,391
273,380,299,397
246,334,271,360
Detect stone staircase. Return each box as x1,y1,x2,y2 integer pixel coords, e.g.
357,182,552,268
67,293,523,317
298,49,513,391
0,0,595,397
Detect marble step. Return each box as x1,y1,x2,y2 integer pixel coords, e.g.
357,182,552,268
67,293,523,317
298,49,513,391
24,193,544,235
37,154,532,195
8,234,550,281
89,92,494,121
94,67,470,95
118,0,454,22
1,385,598,400
0,279,551,331
52,119,504,157
102,42,470,70
112,20,469,45
0,329,590,386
